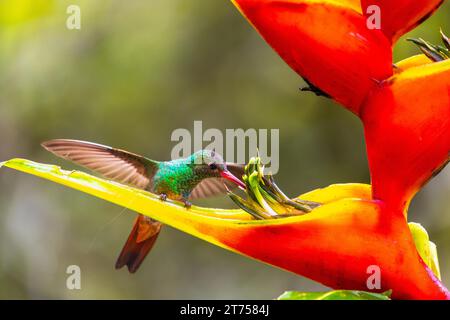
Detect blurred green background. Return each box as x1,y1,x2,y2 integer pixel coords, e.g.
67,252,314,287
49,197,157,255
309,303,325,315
0,0,449,299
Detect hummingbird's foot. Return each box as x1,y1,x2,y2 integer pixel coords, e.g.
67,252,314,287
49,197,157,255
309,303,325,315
182,199,192,209
159,193,168,201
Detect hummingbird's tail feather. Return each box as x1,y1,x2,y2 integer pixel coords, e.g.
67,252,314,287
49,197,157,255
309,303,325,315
115,215,162,273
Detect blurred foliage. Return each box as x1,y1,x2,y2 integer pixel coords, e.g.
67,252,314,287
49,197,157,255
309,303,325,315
0,0,53,25
0,0,449,299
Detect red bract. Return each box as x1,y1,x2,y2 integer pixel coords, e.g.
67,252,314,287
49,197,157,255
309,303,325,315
361,0,444,43
363,60,450,211
232,0,392,114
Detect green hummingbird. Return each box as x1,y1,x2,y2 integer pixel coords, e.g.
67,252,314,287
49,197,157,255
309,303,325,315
41,139,245,273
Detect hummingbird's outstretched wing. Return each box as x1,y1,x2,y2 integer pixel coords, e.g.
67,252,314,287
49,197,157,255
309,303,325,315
189,163,245,199
42,139,162,274
41,139,158,189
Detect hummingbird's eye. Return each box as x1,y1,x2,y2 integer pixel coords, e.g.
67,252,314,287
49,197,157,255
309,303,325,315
209,163,218,170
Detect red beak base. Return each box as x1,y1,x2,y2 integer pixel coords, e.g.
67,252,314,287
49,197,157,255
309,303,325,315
220,170,246,190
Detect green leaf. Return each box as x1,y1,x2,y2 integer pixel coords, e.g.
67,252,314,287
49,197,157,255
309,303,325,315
277,290,392,300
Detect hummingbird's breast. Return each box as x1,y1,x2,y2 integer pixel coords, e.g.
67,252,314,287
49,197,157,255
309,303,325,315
151,161,200,200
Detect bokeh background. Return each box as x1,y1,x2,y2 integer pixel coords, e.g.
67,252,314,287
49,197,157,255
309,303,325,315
0,0,449,299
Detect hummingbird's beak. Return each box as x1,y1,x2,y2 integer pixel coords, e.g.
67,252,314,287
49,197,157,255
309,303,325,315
220,170,246,190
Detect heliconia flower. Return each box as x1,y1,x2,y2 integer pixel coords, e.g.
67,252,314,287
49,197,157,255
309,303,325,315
362,58,450,211
231,0,393,114
1,159,449,299
226,2,450,298
361,0,444,43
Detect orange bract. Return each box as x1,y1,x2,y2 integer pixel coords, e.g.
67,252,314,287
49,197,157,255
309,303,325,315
218,200,448,300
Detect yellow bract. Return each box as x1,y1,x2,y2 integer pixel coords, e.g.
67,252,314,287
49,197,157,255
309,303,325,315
0,158,440,280
395,54,433,73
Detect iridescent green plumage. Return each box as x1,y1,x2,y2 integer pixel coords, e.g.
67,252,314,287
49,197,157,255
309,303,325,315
152,150,226,200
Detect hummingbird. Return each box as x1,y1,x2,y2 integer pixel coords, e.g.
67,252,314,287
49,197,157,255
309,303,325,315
41,139,245,273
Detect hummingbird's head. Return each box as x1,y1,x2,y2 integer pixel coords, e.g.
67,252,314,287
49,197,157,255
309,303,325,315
191,150,245,188
191,149,226,175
